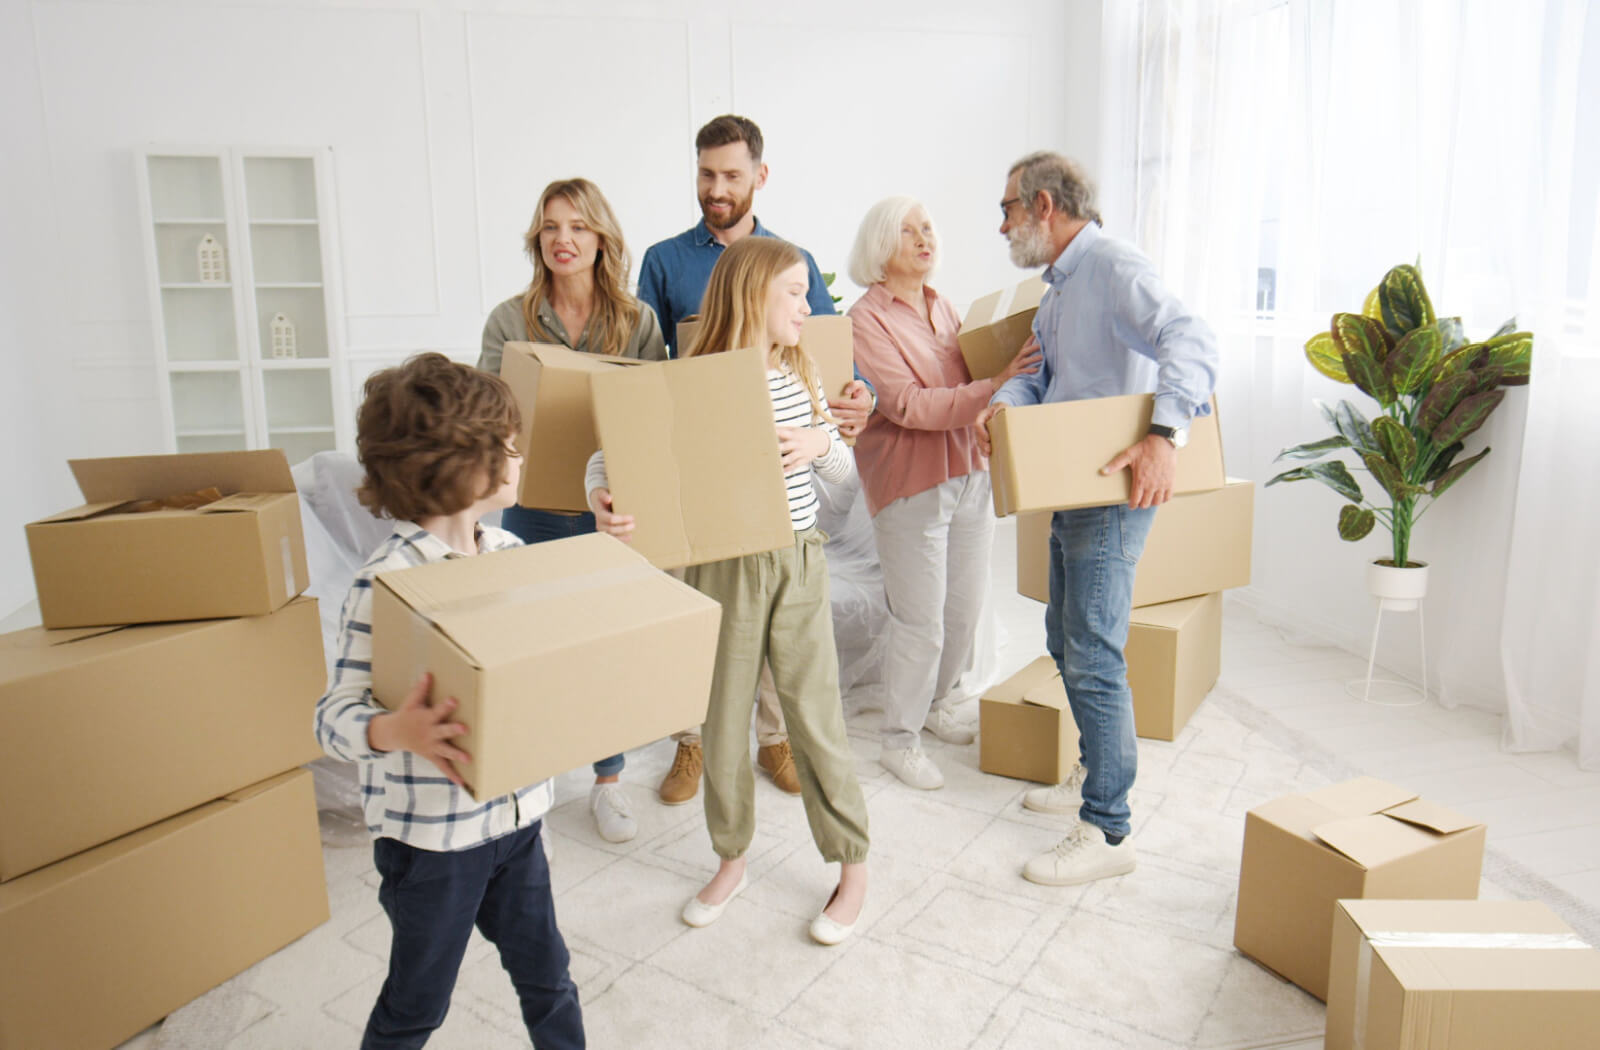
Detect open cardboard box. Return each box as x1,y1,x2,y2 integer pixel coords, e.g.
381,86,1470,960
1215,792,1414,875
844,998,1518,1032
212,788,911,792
978,656,1081,784
989,395,1225,517
26,449,308,628
1326,899,1600,1050
676,314,856,399
958,276,1046,380
500,342,648,512
0,769,328,1050
0,596,324,882
1127,592,1222,741
1233,777,1487,1000
590,346,794,570
370,532,721,801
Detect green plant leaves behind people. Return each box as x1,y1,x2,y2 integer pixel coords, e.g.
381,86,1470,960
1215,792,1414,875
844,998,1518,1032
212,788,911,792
1316,398,1378,454
1432,388,1507,448
1484,331,1533,385
1372,415,1417,474
1343,349,1395,405
1338,503,1376,541
1332,312,1393,364
1267,459,1364,503
1378,263,1435,338
1417,372,1476,434
1430,447,1492,498
1275,435,1351,461
1304,331,1349,382
1385,324,1443,395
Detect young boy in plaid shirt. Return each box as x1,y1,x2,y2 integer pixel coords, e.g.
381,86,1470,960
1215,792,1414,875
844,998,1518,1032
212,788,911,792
315,353,584,1049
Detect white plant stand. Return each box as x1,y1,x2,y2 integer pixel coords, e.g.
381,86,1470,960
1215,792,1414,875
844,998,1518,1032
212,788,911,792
1346,561,1429,707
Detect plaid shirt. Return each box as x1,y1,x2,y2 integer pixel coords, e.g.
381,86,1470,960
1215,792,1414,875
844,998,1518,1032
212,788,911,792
314,519,554,851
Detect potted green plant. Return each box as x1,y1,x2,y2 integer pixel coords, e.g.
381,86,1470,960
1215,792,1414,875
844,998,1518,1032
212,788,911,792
1266,263,1532,607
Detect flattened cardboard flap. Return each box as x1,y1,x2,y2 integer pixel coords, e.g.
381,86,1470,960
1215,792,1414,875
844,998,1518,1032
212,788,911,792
1303,776,1417,818
69,449,295,501
1129,593,1212,631
986,656,1069,711
1382,797,1483,835
1311,812,1452,869
512,341,647,375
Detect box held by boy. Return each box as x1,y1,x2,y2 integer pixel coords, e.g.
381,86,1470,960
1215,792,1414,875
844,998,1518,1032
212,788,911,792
958,276,1047,380
1127,592,1222,741
990,394,1225,517
1326,898,1600,1050
500,341,647,513
590,346,794,570
370,532,722,801
0,596,324,882
26,449,308,628
1233,776,1487,1000
0,769,328,1050
979,656,1082,784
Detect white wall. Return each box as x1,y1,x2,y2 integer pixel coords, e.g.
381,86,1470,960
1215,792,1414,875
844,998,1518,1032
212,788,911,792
1,0,1101,615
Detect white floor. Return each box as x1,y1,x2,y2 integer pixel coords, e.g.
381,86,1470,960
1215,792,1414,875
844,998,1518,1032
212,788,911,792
116,516,1600,1049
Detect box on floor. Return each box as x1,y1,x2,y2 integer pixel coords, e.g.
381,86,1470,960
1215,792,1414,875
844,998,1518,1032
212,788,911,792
1326,898,1600,1050
0,596,324,882
371,532,721,801
989,394,1226,517
591,346,794,569
1016,478,1254,607
1233,777,1487,1000
0,769,328,1050
499,341,648,512
957,276,1046,380
979,656,1081,784
1127,592,1222,741
25,450,309,628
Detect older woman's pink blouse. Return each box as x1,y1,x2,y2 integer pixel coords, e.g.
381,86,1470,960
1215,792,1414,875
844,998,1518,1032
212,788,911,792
847,283,992,517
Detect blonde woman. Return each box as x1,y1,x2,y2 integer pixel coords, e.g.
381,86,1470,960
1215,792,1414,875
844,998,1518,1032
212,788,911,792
585,237,870,946
846,196,1040,790
478,178,665,845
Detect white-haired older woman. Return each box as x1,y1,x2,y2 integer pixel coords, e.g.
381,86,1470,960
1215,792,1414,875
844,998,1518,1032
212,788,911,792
846,197,1040,789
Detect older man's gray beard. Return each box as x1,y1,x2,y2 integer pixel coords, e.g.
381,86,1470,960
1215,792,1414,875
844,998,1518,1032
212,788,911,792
1007,218,1055,268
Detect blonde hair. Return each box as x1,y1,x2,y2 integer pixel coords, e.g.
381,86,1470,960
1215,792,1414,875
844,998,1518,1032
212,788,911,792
847,195,937,287
521,178,641,357
685,237,834,425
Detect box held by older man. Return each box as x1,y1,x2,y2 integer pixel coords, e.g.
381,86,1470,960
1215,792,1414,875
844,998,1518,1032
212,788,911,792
677,315,855,398
959,276,1047,380
371,532,721,801
1233,777,1487,1001
590,346,794,569
1018,479,1255,606
0,596,324,882
979,656,1081,784
1326,899,1600,1050
1128,592,1222,741
26,449,308,628
500,342,648,512
990,395,1224,517
0,769,328,1050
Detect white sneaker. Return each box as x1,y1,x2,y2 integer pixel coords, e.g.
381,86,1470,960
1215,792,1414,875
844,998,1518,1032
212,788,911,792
880,745,945,789
1022,823,1136,886
923,705,978,745
1022,764,1088,815
589,783,638,844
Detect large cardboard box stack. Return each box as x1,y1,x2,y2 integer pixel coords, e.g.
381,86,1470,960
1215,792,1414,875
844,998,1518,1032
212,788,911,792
1233,777,1487,1001
372,531,723,801
7,450,331,1048
1326,899,1600,1050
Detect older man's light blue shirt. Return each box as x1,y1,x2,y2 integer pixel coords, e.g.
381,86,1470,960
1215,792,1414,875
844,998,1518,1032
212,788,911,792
991,223,1218,429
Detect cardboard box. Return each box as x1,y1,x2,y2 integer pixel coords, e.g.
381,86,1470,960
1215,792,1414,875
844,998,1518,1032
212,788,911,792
1016,479,1255,607
371,532,722,801
979,656,1081,784
989,395,1225,517
0,596,324,882
0,769,328,1050
1233,777,1487,1000
958,276,1047,380
26,450,309,628
677,314,856,397
591,346,794,569
1127,592,1222,741
1327,899,1600,1050
500,341,647,512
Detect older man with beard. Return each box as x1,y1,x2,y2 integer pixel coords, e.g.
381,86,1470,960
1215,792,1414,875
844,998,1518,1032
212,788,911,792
976,152,1218,887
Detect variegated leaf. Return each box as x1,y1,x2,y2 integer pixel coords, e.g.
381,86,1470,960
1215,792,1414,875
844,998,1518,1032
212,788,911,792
1332,312,1392,363
1423,441,1463,482
1362,285,1383,320
1338,504,1376,541
1417,372,1475,434
1363,452,1410,501
1483,332,1533,386
1343,350,1395,405
1372,415,1417,475
1304,332,1349,382
1275,435,1351,461
1378,264,1436,337
1385,324,1442,395
1434,343,1488,381
1431,388,1507,447
1436,317,1467,353
1430,447,1491,498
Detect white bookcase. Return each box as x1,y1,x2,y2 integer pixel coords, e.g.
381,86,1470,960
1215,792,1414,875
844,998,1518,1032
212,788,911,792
136,147,349,463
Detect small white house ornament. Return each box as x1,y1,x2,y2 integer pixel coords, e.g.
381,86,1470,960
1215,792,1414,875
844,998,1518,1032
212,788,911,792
270,312,297,359
197,233,226,283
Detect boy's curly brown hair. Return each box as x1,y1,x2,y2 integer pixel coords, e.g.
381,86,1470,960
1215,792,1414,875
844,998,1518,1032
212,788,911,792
356,352,521,522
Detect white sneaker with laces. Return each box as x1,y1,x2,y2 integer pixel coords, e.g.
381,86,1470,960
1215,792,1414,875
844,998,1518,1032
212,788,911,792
1022,822,1136,886
1022,764,1088,815
880,745,945,790
923,705,978,745
590,783,638,843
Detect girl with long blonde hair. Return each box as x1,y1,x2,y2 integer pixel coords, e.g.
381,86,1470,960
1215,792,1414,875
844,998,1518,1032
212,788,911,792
585,236,870,945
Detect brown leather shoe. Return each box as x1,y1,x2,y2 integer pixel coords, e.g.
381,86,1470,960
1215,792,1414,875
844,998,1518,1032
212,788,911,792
659,740,702,805
758,740,802,795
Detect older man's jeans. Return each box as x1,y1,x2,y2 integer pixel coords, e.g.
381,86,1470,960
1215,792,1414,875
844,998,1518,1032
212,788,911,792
1044,503,1157,839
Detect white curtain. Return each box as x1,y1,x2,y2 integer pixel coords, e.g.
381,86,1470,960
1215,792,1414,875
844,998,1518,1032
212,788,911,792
1100,0,1600,766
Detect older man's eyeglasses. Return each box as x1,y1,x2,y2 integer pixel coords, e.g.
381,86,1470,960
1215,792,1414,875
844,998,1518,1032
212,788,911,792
999,197,1025,221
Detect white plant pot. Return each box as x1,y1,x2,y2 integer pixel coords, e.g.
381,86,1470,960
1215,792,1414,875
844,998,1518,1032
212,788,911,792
1366,560,1429,611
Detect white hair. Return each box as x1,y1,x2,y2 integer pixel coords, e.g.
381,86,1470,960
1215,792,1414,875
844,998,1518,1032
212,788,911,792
847,196,937,287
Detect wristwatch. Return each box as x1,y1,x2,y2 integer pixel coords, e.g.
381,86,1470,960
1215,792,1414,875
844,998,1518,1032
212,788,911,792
1148,423,1188,449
